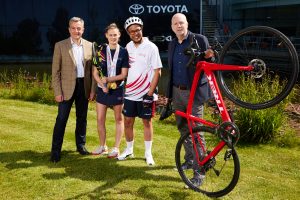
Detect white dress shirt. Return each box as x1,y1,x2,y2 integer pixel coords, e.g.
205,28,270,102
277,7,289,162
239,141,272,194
71,38,84,78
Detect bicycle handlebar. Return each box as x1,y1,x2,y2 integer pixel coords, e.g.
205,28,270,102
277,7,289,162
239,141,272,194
184,35,220,68
184,47,205,68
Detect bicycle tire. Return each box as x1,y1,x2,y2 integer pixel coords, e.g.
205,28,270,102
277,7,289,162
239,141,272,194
217,26,299,110
175,126,240,197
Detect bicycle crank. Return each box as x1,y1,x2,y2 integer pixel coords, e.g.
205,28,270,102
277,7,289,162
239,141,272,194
217,122,240,148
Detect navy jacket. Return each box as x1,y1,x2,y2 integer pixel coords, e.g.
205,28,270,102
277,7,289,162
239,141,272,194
166,31,212,105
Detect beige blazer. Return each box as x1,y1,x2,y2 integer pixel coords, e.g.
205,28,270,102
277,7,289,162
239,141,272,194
52,38,96,100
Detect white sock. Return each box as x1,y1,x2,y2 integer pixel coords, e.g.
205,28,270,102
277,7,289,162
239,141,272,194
126,140,134,152
144,140,152,157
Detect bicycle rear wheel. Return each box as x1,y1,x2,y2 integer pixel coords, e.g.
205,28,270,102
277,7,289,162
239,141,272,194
218,26,299,109
175,126,240,197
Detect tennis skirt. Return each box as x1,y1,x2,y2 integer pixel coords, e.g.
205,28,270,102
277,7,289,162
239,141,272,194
96,86,124,106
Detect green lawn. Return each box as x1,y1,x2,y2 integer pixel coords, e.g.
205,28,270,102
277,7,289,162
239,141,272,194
0,99,299,200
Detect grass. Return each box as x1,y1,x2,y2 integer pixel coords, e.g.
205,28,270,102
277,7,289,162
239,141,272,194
1,69,298,145
0,98,300,199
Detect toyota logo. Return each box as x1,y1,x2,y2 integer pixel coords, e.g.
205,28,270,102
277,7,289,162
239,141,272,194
129,4,144,15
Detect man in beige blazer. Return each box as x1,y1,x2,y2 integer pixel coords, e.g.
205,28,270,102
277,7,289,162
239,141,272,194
51,17,96,163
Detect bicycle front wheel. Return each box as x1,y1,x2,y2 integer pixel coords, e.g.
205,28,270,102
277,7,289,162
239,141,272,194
175,126,240,197
218,26,299,110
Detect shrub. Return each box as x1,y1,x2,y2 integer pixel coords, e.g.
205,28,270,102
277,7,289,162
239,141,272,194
0,69,55,105
235,105,286,143
232,74,296,144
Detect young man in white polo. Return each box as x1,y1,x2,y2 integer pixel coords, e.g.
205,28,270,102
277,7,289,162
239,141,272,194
117,16,162,165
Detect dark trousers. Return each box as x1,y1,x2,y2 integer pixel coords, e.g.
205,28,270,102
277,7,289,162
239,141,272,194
51,79,88,154
173,86,206,176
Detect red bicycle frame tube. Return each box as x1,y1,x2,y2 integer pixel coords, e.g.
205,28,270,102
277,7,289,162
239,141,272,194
175,61,253,166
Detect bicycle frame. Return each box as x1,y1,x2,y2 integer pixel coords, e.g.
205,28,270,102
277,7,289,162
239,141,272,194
175,61,253,166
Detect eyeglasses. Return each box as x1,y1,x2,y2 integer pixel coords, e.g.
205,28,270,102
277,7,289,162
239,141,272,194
129,28,142,35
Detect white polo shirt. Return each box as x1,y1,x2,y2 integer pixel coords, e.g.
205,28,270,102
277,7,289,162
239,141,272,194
125,37,162,101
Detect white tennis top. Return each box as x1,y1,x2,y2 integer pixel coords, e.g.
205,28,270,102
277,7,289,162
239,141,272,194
125,37,162,101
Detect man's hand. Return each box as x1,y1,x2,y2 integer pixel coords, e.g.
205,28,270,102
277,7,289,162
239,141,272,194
88,92,95,101
55,95,64,103
204,49,215,59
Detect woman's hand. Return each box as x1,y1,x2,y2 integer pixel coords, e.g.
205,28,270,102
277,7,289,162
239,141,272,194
102,86,109,93
101,76,108,84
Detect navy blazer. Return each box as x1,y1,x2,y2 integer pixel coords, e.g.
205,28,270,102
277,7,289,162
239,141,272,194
166,31,212,105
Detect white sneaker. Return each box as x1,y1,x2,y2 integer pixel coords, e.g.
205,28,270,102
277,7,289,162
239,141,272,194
117,148,134,160
107,147,119,158
145,154,155,166
92,146,108,155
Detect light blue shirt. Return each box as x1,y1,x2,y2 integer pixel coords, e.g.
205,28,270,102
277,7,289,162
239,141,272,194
71,38,84,78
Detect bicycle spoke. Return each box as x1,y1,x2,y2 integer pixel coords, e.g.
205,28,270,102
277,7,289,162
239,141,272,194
218,26,299,109
175,126,240,197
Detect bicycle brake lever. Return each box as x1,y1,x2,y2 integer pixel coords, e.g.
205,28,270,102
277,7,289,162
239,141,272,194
184,47,194,55
185,47,207,68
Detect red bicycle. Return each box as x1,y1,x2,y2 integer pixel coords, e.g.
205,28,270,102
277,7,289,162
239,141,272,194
174,26,299,197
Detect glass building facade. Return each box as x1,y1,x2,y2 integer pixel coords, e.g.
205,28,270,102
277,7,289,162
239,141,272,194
0,0,299,62
0,0,200,62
